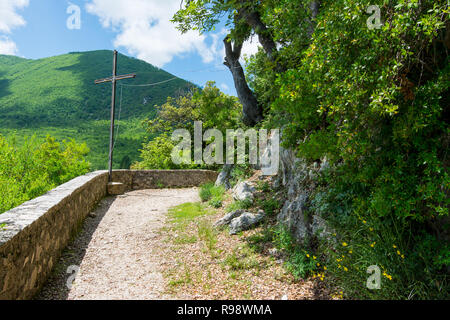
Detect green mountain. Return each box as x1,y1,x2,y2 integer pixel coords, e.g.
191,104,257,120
0,50,192,169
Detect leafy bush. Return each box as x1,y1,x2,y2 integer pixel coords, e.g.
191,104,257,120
131,134,182,170
259,198,281,216
272,225,317,280
209,197,223,208
135,82,242,170
0,134,90,214
199,183,225,208
199,183,214,202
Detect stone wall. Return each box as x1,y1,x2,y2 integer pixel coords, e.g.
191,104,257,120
112,170,220,190
0,169,218,300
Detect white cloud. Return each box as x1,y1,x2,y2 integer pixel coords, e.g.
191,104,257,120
86,0,220,67
0,0,29,34
241,36,261,58
0,36,18,55
0,0,29,55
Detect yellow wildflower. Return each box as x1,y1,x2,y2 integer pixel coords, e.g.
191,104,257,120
370,242,376,248
397,250,401,255
306,254,310,258
342,242,348,247
393,245,397,249
313,256,317,260
343,267,348,272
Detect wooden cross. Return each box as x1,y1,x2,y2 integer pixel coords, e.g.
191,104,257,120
95,50,136,181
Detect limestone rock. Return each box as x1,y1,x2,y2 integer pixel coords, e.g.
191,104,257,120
232,182,256,202
229,210,265,235
215,164,233,190
311,214,333,240
277,193,309,241
214,209,244,228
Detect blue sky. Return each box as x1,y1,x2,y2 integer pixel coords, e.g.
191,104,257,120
0,0,261,96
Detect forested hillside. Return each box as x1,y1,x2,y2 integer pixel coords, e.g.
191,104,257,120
0,50,192,169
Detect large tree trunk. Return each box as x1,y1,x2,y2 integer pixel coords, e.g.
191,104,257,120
238,8,278,61
223,36,262,126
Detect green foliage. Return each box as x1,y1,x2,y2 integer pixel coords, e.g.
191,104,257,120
223,245,261,271
311,169,449,299
0,50,192,169
131,134,180,170
197,219,218,254
135,82,242,170
173,0,449,299
144,81,241,135
199,183,225,208
199,183,214,202
226,199,253,212
272,225,317,280
168,202,209,224
0,134,90,214
209,197,223,209
229,164,254,188
239,0,449,299
259,198,281,216
316,206,449,299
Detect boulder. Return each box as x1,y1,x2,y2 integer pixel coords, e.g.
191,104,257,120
215,164,233,190
277,193,309,241
214,209,244,228
229,210,265,235
232,182,256,202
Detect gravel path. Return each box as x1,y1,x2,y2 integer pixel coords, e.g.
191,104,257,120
36,188,199,300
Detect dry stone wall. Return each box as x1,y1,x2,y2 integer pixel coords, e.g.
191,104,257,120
0,169,218,300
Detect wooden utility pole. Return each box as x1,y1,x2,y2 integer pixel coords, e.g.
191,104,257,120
95,50,136,182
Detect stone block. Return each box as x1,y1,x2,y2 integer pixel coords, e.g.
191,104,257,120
107,182,126,195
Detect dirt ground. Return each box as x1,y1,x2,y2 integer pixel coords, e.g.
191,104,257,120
37,188,200,300
36,188,331,300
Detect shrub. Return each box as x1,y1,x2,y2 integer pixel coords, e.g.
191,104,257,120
199,183,214,202
272,225,317,280
209,197,223,208
0,134,90,214
259,198,281,216
199,183,225,208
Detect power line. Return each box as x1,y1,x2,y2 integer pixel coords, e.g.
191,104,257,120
119,77,179,87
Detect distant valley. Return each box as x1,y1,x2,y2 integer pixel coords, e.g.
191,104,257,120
0,50,192,169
